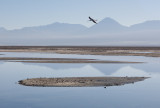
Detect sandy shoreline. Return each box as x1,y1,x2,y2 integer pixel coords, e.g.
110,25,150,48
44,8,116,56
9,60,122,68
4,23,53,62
0,46,160,57
19,77,148,87
0,46,159,63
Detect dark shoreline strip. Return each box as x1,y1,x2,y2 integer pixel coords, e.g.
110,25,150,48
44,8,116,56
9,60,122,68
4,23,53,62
0,57,142,63
11,60,141,63
19,77,148,87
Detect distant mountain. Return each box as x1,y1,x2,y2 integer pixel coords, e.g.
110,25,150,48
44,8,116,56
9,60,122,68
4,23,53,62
21,22,87,34
130,20,160,31
5,22,87,38
85,17,128,35
0,18,160,46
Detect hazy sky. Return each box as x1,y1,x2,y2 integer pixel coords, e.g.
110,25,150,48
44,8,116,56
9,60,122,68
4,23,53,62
1,0,160,30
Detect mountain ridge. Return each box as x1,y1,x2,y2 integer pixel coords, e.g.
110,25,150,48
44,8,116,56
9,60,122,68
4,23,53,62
2,17,160,31
0,17,160,46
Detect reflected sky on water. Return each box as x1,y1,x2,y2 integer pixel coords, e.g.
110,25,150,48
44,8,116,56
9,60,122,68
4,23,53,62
1,52,160,63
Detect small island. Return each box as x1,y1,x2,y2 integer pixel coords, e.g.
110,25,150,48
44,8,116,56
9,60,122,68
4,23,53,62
19,77,148,87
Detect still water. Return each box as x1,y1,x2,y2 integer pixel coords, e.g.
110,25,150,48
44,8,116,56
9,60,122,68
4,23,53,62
0,52,160,108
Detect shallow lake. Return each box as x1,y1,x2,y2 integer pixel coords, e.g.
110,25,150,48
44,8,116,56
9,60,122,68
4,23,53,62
0,52,160,108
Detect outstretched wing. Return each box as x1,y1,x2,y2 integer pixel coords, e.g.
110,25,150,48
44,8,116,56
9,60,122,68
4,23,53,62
92,20,97,24
89,16,92,20
88,16,97,24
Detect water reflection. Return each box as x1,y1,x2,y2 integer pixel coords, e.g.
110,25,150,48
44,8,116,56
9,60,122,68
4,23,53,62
0,62,105,79
1,52,160,63
111,66,151,77
0,59,160,107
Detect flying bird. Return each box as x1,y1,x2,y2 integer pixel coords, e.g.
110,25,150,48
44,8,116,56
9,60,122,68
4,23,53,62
89,16,97,24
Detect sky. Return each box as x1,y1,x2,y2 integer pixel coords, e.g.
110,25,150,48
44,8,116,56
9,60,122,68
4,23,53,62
1,0,160,30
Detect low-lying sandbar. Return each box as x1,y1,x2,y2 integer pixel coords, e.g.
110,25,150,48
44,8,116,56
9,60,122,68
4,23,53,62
0,57,141,63
19,77,148,87
0,46,160,57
